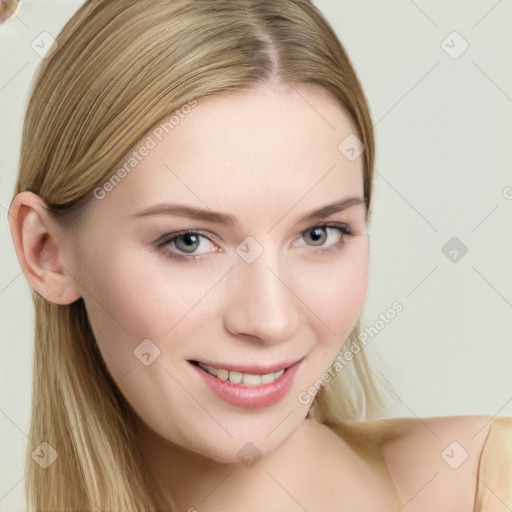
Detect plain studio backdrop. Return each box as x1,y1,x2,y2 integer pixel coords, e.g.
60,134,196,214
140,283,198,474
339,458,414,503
0,1,511,510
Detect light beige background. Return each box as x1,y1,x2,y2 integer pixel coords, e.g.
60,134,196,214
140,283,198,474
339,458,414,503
1,1,511,510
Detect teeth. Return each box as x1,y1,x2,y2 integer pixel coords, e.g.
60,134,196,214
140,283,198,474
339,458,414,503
243,374,261,386
216,368,229,380
197,362,285,386
229,371,243,384
261,373,275,385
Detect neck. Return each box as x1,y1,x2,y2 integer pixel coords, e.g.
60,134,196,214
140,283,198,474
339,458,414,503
134,416,358,511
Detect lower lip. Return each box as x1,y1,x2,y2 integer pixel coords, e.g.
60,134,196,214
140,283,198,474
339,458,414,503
190,361,301,408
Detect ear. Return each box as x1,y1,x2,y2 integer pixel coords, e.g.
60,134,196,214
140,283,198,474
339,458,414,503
8,191,81,305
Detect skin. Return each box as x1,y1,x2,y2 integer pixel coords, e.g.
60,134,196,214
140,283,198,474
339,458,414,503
8,83,491,511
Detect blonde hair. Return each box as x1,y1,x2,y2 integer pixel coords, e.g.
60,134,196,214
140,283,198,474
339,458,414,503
14,0,383,509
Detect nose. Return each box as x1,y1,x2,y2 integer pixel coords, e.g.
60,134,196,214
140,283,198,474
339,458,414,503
222,251,301,345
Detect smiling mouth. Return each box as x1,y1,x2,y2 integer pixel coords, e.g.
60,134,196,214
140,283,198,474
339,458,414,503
189,361,286,386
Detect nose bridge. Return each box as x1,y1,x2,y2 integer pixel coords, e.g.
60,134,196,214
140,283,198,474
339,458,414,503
223,245,300,343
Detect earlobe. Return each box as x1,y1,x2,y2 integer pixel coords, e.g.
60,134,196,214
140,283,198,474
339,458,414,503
8,191,81,305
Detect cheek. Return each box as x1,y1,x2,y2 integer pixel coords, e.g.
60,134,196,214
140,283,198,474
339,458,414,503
77,247,215,443
75,242,161,381
78,241,232,379
329,255,368,332
290,242,369,376
296,243,368,337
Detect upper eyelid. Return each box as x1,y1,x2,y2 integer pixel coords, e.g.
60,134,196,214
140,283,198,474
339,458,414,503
158,221,350,239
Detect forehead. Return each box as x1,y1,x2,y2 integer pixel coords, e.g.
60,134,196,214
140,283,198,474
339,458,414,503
92,85,364,222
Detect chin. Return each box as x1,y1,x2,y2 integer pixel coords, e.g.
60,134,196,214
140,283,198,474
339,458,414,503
187,430,291,466
174,405,310,466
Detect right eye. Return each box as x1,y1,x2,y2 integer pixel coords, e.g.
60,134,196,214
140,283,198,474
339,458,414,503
154,230,220,261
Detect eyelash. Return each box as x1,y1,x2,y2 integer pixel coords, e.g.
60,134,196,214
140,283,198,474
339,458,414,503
153,222,353,262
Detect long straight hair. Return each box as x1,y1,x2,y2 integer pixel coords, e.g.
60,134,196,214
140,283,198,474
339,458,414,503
14,1,382,509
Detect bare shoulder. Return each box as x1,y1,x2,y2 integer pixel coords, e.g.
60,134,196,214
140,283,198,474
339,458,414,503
379,415,511,512
334,415,511,512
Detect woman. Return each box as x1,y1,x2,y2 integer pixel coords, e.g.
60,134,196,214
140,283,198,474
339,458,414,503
8,0,511,510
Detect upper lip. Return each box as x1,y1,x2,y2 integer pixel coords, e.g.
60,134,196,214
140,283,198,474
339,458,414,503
189,358,303,375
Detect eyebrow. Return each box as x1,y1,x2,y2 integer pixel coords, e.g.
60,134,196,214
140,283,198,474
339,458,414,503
131,196,366,227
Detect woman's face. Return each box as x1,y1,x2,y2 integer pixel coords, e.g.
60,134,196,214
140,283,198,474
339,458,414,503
69,84,369,462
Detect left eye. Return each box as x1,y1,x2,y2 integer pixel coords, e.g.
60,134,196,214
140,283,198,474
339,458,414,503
297,224,350,249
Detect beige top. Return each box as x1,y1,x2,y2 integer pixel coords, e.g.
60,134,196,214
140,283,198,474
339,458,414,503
474,417,512,511
327,415,512,511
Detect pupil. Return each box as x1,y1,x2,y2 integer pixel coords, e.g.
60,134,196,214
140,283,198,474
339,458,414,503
177,233,199,252
308,227,326,245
